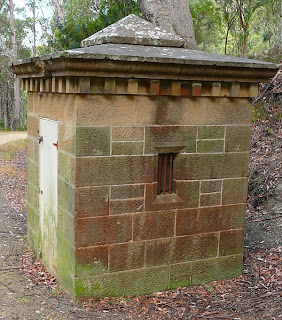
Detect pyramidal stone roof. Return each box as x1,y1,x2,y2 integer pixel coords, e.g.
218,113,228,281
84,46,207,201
81,14,185,48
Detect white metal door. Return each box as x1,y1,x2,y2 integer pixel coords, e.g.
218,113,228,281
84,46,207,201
39,118,58,269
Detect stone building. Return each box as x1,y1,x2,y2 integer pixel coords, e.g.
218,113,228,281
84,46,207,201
11,15,277,299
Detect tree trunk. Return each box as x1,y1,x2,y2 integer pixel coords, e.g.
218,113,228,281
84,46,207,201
140,0,197,49
242,29,248,57
32,0,36,56
52,0,65,24
0,79,3,120
9,0,21,127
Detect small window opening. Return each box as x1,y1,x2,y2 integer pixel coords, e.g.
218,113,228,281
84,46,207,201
157,153,176,195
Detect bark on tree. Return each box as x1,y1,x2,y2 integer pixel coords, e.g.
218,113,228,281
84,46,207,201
32,0,36,56
9,0,20,126
140,0,197,49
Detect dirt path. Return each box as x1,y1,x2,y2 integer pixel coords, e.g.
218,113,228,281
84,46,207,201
0,132,27,146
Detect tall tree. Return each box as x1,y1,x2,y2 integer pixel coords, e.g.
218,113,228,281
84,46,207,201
139,0,197,49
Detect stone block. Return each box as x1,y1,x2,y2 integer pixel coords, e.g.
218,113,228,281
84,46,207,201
145,126,196,154
104,78,116,94
58,152,76,185
112,126,144,141
78,77,90,93
76,246,108,277
76,155,157,187
76,126,110,156
198,126,225,139
33,141,39,164
136,96,205,126
127,79,138,94
221,204,246,230
75,275,104,299
146,238,174,266
115,79,127,95
192,83,202,96
27,204,40,232
175,180,200,208
197,140,224,153
27,160,39,186
58,123,76,155
109,242,145,272
198,206,221,233
110,198,144,215
133,211,175,241
27,138,34,161
57,207,75,245
175,208,198,236
169,262,192,289
111,184,144,199
219,229,245,256
27,93,34,112
172,233,219,263
56,234,75,293
222,178,248,205
174,153,249,180
112,142,144,155
58,178,75,214
205,98,252,125
103,266,169,297
225,125,251,152
200,193,221,207
76,95,136,126
76,215,132,247
201,180,222,193
192,255,243,285
33,93,65,121
27,115,39,138
76,186,110,218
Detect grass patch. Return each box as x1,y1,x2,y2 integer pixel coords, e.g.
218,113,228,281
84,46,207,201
0,139,27,161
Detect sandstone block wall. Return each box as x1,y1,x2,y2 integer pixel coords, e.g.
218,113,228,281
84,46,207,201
26,76,252,298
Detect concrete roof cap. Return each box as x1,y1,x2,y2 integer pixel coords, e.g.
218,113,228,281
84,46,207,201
81,14,185,48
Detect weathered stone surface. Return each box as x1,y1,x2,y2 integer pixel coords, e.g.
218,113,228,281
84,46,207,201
76,127,110,156
112,126,144,141
219,229,245,256
109,242,145,272
200,193,221,207
174,153,249,180
221,204,246,230
57,207,75,245
76,246,108,277
76,186,109,218
76,95,136,126
111,141,144,155
27,115,39,138
76,215,132,247
27,160,39,185
175,180,200,207
58,178,75,215
110,198,144,215
146,233,218,266
103,266,169,297
222,178,248,205
111,184,144,199
198,126,225,139
145,125,196,154
175,208,198,236
27,204,40,233
136,96,205,126
81,14,185,48
76,155,157,187
169,262,192,289
197,140,224,153
192,255,243,284
197,206,221,233
58,152,76,185
133,211,175,241
201,180,222,193
58,122,76,155
225,125,251,152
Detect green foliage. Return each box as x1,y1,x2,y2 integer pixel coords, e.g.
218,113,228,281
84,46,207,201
51,0,141,50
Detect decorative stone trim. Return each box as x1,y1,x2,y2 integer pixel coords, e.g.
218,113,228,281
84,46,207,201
22,77,259,97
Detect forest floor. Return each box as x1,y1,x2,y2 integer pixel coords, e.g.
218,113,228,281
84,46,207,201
0,132,27,146
0,138,281,320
